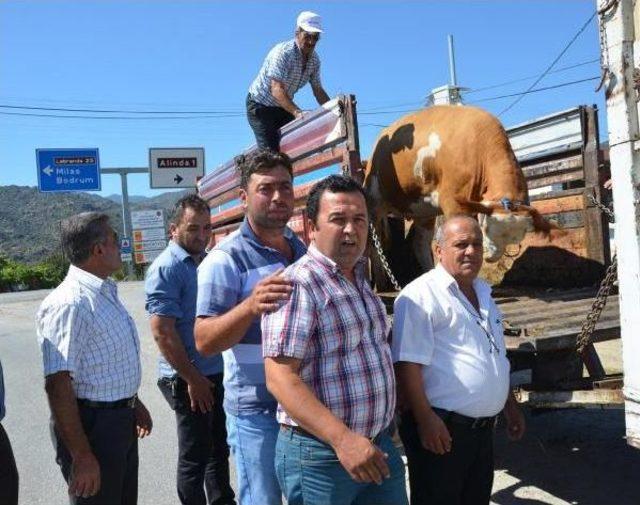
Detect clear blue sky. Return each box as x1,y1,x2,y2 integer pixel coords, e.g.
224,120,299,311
0,0,604,198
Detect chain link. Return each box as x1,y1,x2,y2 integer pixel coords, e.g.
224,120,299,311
576,195,617,353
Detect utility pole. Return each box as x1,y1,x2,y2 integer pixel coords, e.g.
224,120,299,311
598,0,640,448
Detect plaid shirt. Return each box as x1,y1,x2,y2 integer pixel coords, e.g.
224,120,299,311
262,245,395,438
248,39,322,107
37,265,141,401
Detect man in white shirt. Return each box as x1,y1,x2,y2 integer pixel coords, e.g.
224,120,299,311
392,215,525,505
37,212,152,505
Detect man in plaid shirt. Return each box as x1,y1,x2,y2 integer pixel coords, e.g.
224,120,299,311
262,175,408,505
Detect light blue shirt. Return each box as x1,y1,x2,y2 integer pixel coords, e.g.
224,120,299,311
145,241,223,378
196,219,307,415
248,39,322,107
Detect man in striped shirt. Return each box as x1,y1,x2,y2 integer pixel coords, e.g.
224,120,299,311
195,150,307,505
37,212,152,504
246,11,330,151
262,175,408,505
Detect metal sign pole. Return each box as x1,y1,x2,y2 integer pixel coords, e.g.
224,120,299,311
101,167,148,278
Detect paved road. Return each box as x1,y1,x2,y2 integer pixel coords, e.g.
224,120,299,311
1,283,639,504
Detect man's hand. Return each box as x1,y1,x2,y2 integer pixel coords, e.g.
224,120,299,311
134,399,153,439
187,374,215,414
417,410,452,455
503,398,526,441
69,450,100,499
333,431,390,484
248,269,292,316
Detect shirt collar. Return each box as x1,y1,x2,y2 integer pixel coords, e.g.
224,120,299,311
240,217,298,251
67,264,116,295
307,243,368,279
433,263,490,297
169,240,199,263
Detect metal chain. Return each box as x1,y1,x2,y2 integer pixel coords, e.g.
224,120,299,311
368,222,402,291
576,195,617,353
595,0,617,92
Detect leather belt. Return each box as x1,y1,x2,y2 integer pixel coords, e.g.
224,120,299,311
433,408,497,429
77,396,137,409
280,423,393,443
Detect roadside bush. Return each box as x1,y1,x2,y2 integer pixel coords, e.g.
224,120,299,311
0,254,68,292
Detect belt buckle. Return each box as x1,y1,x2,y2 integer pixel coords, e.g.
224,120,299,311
126,396,137,409
471,418,484,429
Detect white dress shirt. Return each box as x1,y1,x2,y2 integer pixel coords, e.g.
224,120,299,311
36,265,141,401
392,264,510,418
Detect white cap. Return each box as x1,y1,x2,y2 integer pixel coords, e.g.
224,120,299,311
296,11,322,33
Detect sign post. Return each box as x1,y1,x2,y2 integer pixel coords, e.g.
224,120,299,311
131,209,167,265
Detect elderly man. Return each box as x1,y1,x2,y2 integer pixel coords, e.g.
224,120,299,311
145,194,235,505
262,175,408,505
37,212,152,505
392,215,525,505
195,150,307,505
247,10,330,151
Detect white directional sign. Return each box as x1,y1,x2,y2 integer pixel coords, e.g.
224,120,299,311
131,209,165,230
149,147,205,189
131,209,167,264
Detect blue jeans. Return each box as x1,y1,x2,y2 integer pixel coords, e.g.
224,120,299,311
225,411,282,505
275,427,408,505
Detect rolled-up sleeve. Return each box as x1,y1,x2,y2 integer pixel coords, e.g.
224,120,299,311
262,280,316,359
391,291,434,366
197,250,240,317
145,263,183,319
37,303,86,377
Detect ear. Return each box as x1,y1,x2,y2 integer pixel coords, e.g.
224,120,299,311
454,197,494,216
239,188,248,208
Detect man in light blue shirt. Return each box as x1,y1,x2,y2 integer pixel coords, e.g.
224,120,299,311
0,360,18,505
247,11,330,151
195,151,307,505
146,194,234,505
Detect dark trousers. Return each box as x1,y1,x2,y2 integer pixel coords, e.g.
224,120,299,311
246,94,294,151
158,374,235,505
0,423,18,505
51,405,138,505
399,412,494,505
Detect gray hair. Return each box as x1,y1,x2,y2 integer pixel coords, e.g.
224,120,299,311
434,215,481,246
61,212,112,265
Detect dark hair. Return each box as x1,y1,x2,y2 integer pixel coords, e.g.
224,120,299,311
306,175,369,224
172,193,210,225
237,149,293,189
60,212,112,265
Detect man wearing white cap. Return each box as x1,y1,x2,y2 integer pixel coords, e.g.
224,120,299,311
247,11,330,151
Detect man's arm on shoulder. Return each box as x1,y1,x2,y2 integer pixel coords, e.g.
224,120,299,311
45,372,100,498
265,356,390,485
194,250,292,356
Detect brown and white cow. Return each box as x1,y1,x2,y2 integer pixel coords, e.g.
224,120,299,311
363,105,552,274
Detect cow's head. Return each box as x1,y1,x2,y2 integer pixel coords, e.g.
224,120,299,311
456,198,555,262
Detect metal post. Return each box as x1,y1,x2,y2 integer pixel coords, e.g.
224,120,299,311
598,0,640,449
448,34,457,86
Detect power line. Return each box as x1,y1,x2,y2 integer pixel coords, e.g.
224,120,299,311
465,58,599,95
0,104,244,114
469,76,600,103
0,111,245,120
497,10,597,117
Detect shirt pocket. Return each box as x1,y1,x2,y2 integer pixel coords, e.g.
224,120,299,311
323,292,362,352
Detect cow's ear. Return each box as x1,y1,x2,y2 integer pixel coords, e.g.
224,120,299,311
455,198,493,215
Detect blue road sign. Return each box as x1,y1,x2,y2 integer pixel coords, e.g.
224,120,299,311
36,148,101,192
120,237,132,254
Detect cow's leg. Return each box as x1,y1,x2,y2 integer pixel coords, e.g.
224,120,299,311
411,217,436,272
